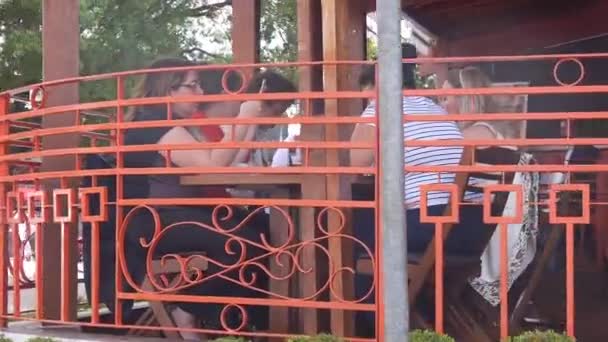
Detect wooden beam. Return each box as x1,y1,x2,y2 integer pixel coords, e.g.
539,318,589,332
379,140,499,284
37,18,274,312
445,0,608,56
295,0,325,335
297,0,323,95
41,0,80,322
418,42,449,87
321,0,366,337
296,0,325,165
231,0,261,82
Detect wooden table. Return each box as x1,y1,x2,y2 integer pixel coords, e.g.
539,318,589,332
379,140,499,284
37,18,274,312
181,173,326,336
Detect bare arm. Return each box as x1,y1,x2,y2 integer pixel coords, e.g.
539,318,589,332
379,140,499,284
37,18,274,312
159,101,263,167
231,125,257,165
461,125,496,140
159,125,252,167
350,123,376,167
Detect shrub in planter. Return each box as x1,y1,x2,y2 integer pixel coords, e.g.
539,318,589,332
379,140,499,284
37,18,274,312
25,338,60,342
287,334,343,342
0,335,12,342
507,330,575,341
288,331,454,342
211,337,248,342
409,330,455,342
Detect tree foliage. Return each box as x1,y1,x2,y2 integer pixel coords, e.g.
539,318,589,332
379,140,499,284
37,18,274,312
0,0,43,92
0,0,233,99
260,0,297,63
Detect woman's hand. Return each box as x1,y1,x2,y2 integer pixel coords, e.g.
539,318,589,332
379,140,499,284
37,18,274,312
239,100,265,117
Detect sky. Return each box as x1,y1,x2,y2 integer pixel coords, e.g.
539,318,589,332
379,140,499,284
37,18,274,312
186,2,424,59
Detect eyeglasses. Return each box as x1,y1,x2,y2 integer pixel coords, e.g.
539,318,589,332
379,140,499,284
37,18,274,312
174,81,202,92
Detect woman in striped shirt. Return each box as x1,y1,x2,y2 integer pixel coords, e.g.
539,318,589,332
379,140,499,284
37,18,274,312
350,50,490,258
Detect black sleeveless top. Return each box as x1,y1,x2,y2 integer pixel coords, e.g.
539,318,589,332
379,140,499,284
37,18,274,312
123,106,200,199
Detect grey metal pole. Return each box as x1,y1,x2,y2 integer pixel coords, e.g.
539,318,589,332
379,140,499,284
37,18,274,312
377,0,409,341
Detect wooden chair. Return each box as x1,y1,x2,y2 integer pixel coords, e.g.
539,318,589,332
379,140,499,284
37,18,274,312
435,147,521,341
130,253,208,339
448,147,579,341
504,147,587,335
355,146,521,338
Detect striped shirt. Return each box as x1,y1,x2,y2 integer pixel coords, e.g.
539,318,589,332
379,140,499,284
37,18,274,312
362,96,463,208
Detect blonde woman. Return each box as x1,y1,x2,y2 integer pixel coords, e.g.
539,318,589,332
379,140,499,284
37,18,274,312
442,66,540,307
442,66,522,141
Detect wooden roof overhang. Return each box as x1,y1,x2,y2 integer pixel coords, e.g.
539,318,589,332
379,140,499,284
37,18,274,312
366,0,608,56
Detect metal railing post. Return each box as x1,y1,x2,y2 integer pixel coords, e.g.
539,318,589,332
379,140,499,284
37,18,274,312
377,0,409,341
0,94,9,327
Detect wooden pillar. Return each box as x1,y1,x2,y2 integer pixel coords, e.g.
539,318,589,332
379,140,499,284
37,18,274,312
297,0,323,98
320,0,366,337
297,0,325,163
296,1,326,335
418,42,449,88
231,0,261,82
41,0,80,322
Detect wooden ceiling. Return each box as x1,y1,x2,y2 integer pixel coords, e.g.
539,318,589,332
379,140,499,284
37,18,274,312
365,0,608,54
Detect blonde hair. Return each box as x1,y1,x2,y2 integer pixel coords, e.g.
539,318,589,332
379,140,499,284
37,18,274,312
447,66,520,139
124,57,196,122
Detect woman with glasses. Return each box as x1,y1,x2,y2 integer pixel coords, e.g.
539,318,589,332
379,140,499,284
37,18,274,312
122,57,271,339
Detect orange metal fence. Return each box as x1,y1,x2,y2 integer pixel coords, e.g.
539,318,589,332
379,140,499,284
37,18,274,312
0,54,605,340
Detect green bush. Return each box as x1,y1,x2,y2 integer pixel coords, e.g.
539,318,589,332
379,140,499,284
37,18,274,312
0,335,12,342
507,330,575,341
210,337,248,342
409,330,455,342
287,333,343,342
288,331,454,342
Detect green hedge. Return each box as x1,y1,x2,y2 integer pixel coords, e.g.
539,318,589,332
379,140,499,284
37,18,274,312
210,330,573,341
211,337,248,342
0,337,60,342
0,329,573,342
287,330,454,342
287,334,341,342
505,330,575,341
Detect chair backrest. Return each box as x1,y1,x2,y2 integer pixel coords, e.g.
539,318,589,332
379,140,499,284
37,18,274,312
408,146,523,304
538,147,575,213
508,146,578,333
468,147,523,216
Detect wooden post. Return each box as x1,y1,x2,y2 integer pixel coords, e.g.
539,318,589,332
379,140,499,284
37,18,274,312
41,0,80,322
320,0,366,337
419,42,449,88
297,0,323,99
231,0,261,82
295,0,324,335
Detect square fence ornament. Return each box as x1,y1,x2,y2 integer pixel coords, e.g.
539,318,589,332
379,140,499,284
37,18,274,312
548,184,590,224
483,184,523,224
420,184,459,223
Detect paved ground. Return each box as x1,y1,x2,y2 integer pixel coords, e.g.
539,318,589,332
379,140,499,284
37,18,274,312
7,283,88,315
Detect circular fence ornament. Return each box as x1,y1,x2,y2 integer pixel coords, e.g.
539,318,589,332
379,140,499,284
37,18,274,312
221,68,248,95
29,86,46,110
553,58,585,87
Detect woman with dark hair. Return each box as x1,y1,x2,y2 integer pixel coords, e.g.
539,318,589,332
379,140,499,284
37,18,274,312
243,70,297,166
123,57,270,339
189,68,296,166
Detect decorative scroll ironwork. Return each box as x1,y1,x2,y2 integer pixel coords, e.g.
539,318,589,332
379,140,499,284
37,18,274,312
118,204,375,304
